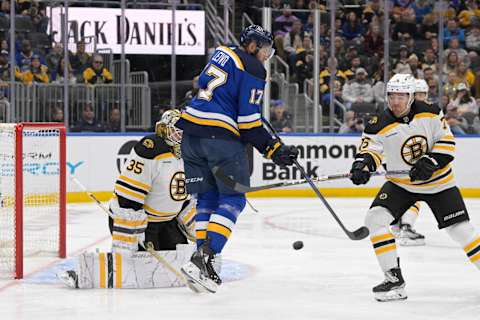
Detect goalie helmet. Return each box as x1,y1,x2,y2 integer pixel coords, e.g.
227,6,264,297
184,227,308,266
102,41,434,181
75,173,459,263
386,73,416,114
155,109,182,159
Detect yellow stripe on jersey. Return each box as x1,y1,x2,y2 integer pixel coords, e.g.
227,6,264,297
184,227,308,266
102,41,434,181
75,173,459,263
387,164,451,185
408,205,419,214
99,253,106,289
112,234,137,244
432,145,455,152
118,175,151,192
441,135,455,141
413,112,437,119
147,216,175,222
371,233,395,244
143,204,177,217
238,119,263,130
471,252,480,263
182,208,196,225
115,184,146,201
378,122,400,135
375,244,397,255
464,237,480,252
218,46,245,70
115,252,122,289
113,217,148,228
154,152,175,160
181,112,240,136
196,230,207,240
207,222,232,238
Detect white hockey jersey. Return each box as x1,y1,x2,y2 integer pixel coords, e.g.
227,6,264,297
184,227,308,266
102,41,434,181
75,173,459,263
357,101,456,194
113,134,189,222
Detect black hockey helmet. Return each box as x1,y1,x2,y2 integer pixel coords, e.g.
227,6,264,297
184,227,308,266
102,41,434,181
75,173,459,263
240,25,273,49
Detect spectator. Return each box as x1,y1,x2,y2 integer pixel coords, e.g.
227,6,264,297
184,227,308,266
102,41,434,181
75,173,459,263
456,60,475,88
70,40,91,75
412,0,432,25
339,110,364,133
50,106,64,122
295,36,314,90
293,0,309,24
363,0,384,25
341,11,365,40
83,54,113,84
419,13,438,40
427,78,439,105
393,9,417,41
364,23,383,58
452,82,478,115
342,67,374,107
423,66,438,83
0,0,10,16
445,103,468,135
319,57,348,106
444,37,469,63
458,0,480,28
443,71,459,100
421,48,438,72
46,42,63,72
283,20,305,61
393,45,411,74
339,46,360,72
443,18,466,47
72,103,104,132
16,40,43,71
466,24,480,52
408,54,423,78
0,39,7,52
104,107,121,132
20,54,49,84
274,4,300,36
270,99,293,133
333,36,346,59
442,51,460,77
53,57,77,84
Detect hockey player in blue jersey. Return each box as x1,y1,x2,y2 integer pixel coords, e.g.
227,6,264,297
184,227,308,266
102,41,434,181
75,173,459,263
175,25,299,293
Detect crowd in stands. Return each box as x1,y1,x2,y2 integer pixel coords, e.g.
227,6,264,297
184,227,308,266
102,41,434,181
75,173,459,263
261,0,480,134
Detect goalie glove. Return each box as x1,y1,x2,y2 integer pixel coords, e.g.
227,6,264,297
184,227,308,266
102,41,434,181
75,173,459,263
109,198,148,252
409,155,439,182
176,198,196,241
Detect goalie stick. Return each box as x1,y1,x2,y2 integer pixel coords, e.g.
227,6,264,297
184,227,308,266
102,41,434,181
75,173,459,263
261,117,370,241
69,175,204,293
213,167,409,193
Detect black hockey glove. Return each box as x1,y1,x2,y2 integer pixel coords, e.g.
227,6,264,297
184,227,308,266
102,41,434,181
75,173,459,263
409,155,439,182
350,161,371,185
265,139,299,167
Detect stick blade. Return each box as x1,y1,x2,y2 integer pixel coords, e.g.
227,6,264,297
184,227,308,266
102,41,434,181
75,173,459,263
349,226,370,240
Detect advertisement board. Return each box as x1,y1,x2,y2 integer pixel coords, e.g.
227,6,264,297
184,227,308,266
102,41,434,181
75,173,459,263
48,8,205,55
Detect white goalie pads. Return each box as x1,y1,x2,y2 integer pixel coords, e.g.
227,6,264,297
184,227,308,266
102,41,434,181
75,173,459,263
109,198,148,252
75,244,196,289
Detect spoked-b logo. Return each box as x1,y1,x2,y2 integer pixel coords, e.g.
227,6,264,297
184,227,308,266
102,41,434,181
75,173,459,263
116,140,139,173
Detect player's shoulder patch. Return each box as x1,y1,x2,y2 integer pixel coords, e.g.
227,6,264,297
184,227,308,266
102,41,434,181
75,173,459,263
412,100,441,115
234,47,266,80
134,134,172,159
363,111,396,134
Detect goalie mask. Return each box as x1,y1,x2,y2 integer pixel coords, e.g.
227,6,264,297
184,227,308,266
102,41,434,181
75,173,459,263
386,73,416,118
155,109,182,158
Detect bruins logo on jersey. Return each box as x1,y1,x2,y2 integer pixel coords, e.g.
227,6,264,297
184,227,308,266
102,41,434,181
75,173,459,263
170,171,188,201
143,139,155,149
401,135,428,165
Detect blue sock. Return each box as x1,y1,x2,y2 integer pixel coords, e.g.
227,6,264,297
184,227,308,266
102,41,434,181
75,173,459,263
195,190,219,248
207,193,246,254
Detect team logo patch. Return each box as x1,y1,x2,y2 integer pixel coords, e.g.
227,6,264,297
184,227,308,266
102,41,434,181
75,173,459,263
379,193,388,200
401,135,428,165
143,139,155,149
368,116,378,125
170,171,188,201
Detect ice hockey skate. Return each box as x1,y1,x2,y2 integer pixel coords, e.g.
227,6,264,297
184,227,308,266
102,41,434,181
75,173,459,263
398,224,425,246
181,241,221,293
373,267,407,302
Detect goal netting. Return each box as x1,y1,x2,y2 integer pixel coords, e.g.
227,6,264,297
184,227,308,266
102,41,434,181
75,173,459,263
0,123,66,279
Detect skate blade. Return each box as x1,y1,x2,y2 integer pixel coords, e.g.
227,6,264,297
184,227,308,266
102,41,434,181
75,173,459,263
181,267,218,294
398,238,425,246
374,288,407,302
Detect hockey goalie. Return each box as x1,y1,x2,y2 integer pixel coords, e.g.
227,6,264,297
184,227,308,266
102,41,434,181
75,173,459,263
58,109,216,289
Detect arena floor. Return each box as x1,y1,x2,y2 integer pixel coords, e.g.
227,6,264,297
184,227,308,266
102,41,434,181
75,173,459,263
1,197,480,320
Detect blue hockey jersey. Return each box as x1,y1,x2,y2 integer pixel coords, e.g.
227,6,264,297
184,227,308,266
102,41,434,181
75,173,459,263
175,46,272,152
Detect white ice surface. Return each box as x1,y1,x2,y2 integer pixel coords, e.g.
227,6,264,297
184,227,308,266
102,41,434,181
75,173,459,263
1,198,480,320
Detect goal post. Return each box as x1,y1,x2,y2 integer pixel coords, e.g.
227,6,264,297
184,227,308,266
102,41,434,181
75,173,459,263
0,123,66,279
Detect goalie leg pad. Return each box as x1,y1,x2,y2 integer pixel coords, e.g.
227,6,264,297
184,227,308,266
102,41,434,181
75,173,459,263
366,206,398,272
446,221,480,269
109,198,148,252
72,244,196,289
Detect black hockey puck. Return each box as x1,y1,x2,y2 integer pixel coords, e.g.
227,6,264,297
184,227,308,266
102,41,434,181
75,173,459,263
292,241,304,250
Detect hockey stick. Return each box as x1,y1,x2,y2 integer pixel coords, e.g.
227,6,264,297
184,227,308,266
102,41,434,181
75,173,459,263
261,118,369,241
69,175,202,292
213,167,409,193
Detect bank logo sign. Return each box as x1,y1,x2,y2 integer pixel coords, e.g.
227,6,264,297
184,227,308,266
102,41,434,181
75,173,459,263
48,8,205,55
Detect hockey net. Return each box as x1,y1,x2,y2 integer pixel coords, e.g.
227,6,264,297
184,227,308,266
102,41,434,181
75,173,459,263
0,123,66,279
